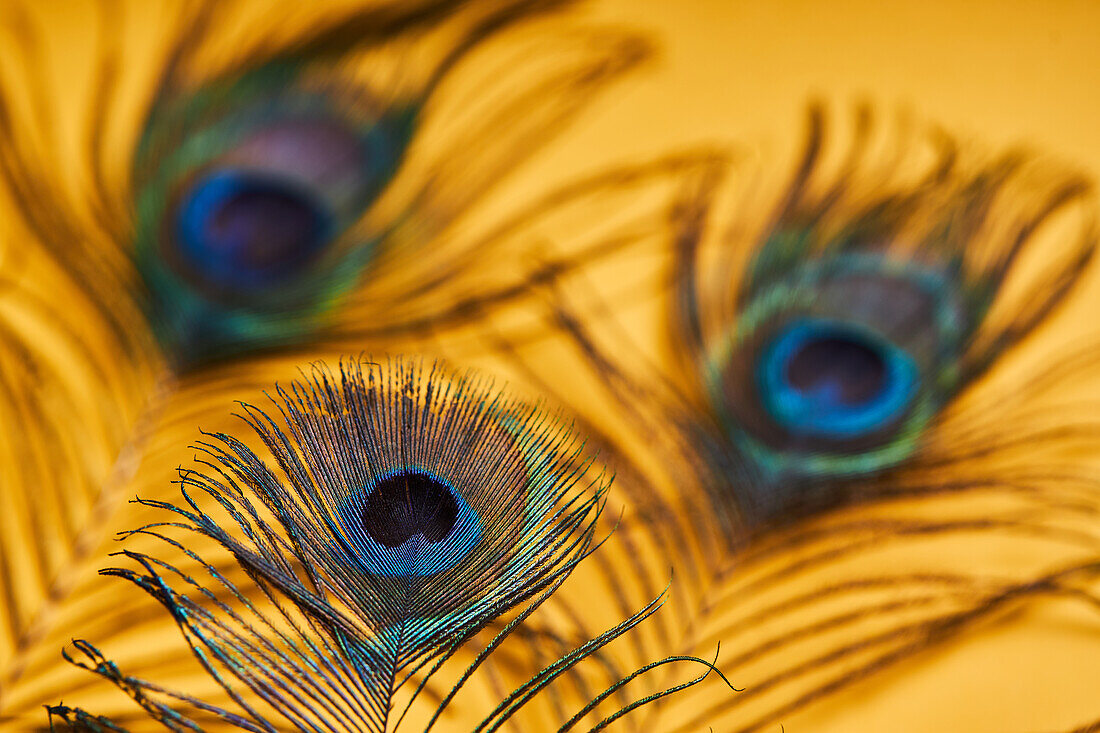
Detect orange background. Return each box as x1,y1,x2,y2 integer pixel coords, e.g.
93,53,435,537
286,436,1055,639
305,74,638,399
3,1,1100,731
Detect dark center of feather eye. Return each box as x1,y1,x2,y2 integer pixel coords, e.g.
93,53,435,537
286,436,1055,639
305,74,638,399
176,170,332,290
360,470,460,548
785,335,887,407
756,319,920,439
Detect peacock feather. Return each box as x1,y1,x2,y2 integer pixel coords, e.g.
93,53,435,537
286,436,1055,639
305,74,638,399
682,104,1097,527
480,104,1100,731
44,359,733,731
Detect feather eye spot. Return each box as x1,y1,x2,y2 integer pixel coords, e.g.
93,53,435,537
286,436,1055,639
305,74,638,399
706,256,964,485
135,68,416,366
340,468,483,578
163,113,387,298
361,469,461,548
757,319,918,438
175,169,333,291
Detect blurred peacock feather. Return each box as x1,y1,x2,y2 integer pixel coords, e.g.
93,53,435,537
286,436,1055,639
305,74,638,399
479,104,1100,731
44,359,733,731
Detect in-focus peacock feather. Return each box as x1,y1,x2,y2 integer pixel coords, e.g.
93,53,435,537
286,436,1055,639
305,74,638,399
44,359,733,732
474,105,1100,732
0,0,724,726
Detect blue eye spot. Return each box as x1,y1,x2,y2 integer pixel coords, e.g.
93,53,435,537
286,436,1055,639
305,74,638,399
338,468,483,578
175,169,334,290
758,319,919,438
